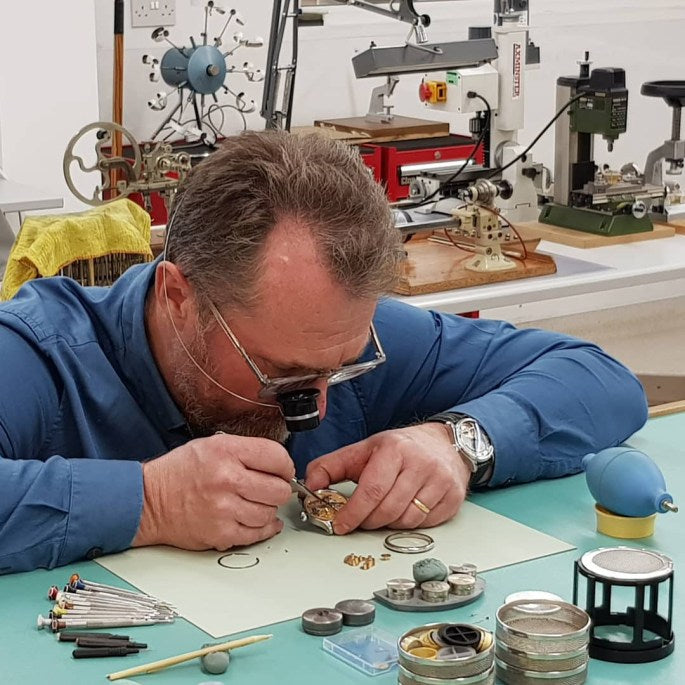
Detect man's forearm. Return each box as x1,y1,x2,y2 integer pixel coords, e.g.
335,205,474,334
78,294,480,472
441,345,648,486
0,455,143,574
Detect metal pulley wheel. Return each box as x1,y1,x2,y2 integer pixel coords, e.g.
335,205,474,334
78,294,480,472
63,121,143,205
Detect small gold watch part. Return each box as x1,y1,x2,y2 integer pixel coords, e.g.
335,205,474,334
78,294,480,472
400,636,423,652
305,490,347,521
416,629,441,649
408,646,438,660
380,553,391,561
344,554,362,567
360,556,375,570
476,629,493,652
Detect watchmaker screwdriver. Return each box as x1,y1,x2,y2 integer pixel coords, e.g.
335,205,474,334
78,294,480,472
290,478,326,502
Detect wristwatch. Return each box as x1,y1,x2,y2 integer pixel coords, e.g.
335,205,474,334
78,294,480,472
428,412,495,488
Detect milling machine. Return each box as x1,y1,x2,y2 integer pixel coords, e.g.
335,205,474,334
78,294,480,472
539,54,663,236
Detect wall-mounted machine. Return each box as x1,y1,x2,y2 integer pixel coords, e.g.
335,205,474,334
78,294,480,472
539,54,663,236
142,2,263,144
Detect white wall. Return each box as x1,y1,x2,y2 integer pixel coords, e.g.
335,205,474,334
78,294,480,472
95,0,685,175
1,1,683,217
0,0,100,212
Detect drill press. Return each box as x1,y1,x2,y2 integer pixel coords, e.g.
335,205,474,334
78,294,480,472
540,54,663,236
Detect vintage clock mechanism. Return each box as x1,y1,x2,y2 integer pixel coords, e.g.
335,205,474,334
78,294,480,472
299,488,348,535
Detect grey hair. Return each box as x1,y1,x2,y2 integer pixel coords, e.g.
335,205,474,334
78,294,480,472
166,130,403,310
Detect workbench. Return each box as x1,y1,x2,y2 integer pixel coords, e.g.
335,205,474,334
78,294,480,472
1,412,681,684
401,234,685,317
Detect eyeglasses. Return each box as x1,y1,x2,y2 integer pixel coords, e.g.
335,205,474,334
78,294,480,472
207,302,387,399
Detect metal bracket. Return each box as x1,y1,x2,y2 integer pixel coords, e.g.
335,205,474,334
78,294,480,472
366,75,399,123
336,0,429,28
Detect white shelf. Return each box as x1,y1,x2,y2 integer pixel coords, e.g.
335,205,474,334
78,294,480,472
0,179,63,214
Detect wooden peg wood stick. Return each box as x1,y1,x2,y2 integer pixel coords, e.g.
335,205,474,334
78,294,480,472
107,634,272,680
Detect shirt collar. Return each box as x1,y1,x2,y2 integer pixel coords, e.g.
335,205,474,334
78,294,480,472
117,258,188,433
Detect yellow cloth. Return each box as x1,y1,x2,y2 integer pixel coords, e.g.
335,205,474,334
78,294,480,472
1,199,152,300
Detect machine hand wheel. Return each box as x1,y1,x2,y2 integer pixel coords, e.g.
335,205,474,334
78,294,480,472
63,121,143,206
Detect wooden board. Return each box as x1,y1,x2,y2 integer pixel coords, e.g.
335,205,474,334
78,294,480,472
649,400,685,418
656,217,685,235
314,115,449,143
518,221,675,249
394,237,557,296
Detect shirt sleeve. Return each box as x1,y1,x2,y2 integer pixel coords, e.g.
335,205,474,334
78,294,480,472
0,327,143,574
359,299,648,486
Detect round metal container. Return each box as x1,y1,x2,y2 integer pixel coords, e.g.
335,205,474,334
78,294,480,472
399,624,494,679
447,574,476,596
334,599,376,626
495,642,589,673
495,657,588,685
398,663,495,685
496,600,590,654
301,608,343,636
421,581,450,603
388,578,417,601
449,563,478,579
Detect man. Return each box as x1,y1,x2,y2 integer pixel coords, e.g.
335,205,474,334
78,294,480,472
0,131,647,574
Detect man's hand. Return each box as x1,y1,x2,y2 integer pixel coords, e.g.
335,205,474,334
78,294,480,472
305,423,471,534
132,433,295,551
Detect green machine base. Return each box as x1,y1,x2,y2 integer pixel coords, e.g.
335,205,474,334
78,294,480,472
539,204,654,236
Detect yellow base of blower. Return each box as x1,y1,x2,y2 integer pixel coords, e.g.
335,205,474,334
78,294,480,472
595,504,656,539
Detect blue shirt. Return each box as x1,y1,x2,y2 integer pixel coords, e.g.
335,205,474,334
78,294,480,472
0,262,647,573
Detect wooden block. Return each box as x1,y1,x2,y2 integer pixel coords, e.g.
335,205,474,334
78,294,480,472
290,125,362,143
638,373,685,405
394,238,557,296
314,116,449,143
655,217,685,235
649,400,685,418
518,221,675,248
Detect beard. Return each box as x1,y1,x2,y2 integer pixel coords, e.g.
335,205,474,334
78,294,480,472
172,327,289,443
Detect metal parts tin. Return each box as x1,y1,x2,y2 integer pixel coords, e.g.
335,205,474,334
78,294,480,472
398,662,495,685
301,608,343,636
387,578,417,601
420,581,450,603
334,599,376,627
399,623,495,680
449,563,478,579
447,574,476,596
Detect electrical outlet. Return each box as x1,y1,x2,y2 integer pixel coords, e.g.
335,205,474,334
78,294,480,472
131,0,176,28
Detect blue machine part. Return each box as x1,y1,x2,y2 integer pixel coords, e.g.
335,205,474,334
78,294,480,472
160,45,227,95
583,447,676,517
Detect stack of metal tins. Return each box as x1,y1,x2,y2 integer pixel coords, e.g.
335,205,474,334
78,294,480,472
495,599,591,685
398,623,495,685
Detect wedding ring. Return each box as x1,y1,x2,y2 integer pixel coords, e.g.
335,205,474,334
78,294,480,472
412,497,431,515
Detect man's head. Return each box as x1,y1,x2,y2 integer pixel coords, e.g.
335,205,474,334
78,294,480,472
150,130,402,440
